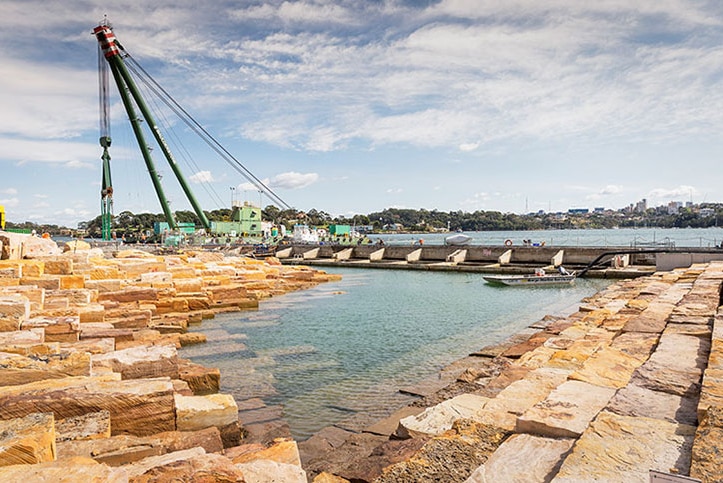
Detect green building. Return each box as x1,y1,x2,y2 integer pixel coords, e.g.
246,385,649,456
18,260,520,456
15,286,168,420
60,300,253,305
211,202,264,237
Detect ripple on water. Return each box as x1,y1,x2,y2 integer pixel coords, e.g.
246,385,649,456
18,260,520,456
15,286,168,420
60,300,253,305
181,268,611,440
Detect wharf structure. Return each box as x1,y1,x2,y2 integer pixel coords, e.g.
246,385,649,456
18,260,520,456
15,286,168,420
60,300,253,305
276,243,723,278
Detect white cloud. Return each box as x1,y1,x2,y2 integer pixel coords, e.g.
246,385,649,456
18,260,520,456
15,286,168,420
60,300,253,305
0,198,19,207
0,188,18,195
270,172,319,189
189,170,215,183
648,185,697,202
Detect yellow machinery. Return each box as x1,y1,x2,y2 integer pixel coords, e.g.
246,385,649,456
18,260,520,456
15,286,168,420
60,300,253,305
0,205,4,230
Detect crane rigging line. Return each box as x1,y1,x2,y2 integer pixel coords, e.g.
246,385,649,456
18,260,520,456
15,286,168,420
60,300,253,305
122,54,292,211
132,70,227,210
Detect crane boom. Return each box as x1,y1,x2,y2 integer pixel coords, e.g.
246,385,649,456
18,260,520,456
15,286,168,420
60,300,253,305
93,22,211,231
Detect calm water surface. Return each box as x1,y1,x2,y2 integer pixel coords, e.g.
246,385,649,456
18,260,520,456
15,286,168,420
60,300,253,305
181,267,611,439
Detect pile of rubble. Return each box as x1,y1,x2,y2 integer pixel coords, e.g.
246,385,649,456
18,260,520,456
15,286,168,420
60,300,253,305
0,232,340,481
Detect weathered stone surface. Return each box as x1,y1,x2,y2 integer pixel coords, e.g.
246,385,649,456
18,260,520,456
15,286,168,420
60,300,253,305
0,412,56,466
517,380,616,438
552,411,696,482
236,459,307,482
57,427,224,466
174,393,239,432
622,302,675,333
91,344,179,380
397,394,489,439
466,433,575,483
474,367,570,431
690,406,723,482
0,350,91,386
55,410,111,442
230,437,301,466
606,382,699,426
608,331,659,362
568,346,643,389
698,368,723,422
0,375,176,436
0,456,128,482
376,420,508,483
178,360,221,395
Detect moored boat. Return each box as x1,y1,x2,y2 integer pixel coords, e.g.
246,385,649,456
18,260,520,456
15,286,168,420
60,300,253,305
484,268,576,286
444,233,473,246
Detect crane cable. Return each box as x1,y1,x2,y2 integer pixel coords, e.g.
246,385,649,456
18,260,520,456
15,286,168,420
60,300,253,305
122,54,292,211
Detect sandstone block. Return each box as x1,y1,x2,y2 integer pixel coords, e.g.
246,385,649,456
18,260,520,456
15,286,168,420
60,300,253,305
569,346,643,389
690,406,723,482
606,382,699,426
42,258,73,275
20,276,60,290
0,375,176,436
174,393,239,432
97,287,159,303
552,411,696,482
55,410,111,442
0,412,56,466
0,350,91,386
91,344,179,380
397,393,489,439
0,456,128,482
57,426,223,466
84,279,123,292
178,360,221,395
0,295,30,320
237,459,307,482
517,380,616,438
467,433,574,483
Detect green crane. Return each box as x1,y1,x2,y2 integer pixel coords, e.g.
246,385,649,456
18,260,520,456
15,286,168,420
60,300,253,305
93,21,211,232
97,29,113,240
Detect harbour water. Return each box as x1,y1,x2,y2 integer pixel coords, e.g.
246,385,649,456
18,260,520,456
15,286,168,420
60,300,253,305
181,265,611,440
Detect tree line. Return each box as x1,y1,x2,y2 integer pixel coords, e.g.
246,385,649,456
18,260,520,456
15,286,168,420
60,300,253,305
6,204,723,238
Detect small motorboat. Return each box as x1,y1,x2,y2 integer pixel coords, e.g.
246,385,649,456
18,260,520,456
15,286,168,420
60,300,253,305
484,267,576,286
445,233,472,246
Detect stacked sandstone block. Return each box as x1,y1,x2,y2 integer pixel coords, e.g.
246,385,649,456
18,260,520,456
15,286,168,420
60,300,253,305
0,239,340,481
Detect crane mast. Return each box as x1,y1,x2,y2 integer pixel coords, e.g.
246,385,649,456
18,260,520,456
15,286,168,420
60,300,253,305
98,22,113,240
93,22,211,232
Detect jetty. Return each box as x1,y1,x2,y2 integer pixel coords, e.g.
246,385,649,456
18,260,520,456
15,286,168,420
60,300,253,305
275,243,723,279
0,230,721,482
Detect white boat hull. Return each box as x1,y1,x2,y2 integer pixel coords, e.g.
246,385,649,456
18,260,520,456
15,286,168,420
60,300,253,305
445,234,472,246
483,274,576,286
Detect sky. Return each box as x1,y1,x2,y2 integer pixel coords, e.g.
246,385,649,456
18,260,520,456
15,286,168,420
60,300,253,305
2,0,723,228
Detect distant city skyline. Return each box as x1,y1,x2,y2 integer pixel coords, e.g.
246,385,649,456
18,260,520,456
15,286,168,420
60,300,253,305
2,1,723,227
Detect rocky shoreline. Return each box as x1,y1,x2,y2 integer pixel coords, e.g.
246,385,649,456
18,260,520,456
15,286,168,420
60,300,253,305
0,231,721,482
0,232,339,481
299,262,723,482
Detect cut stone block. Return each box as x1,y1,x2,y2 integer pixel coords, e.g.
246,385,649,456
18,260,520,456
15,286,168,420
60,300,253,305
607,382,699,426
174,393,239,432
0,412,56,466
0,456,128,482
568,346,644,389
55,410,111,442
0,350,91,386
0,375,176,436
517,380,616,438
396,393,489,439
466,433,574,483
91,344,179,380
552,411,696,482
